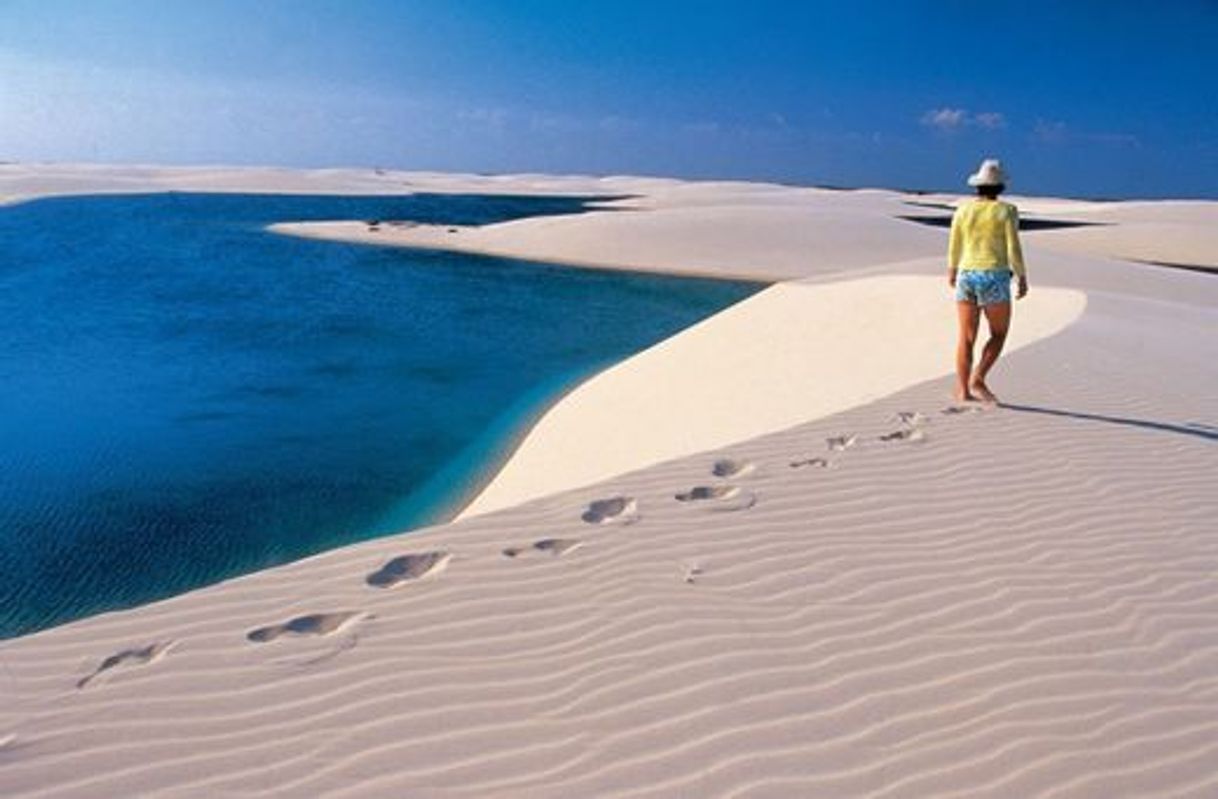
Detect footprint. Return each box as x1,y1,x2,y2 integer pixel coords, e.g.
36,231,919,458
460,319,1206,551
790,457,829,469
366,551,451,588
76,640,176,689
503,538,584,558
682,563,703,584
581,496,638,524
675,485,740,502
942,404,984,415
247,611,369,644
879,428,926,443
892,411,928,426
826,435,858,452
711,458,755,478
674,485,756,512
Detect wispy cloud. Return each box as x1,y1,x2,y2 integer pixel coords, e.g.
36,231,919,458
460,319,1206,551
921,107,968,131
974,112,1007,130
920,107,1006,132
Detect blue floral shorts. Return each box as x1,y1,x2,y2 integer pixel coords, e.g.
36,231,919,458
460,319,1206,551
955,269,1013,306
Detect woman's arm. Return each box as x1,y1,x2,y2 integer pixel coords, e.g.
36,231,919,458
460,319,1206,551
948,208,963,286
1006,206,1028,298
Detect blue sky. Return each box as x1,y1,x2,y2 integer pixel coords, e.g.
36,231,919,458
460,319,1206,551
2,0,1216,197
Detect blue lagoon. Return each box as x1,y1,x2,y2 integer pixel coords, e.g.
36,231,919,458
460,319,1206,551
0,192,762,637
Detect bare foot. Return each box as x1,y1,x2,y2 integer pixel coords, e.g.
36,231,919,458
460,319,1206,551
969,381,999,403
954,387,977,403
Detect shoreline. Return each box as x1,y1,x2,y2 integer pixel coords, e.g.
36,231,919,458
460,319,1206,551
268,220,792,284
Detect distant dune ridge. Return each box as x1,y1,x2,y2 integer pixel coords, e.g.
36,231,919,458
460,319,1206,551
1,164,1216,797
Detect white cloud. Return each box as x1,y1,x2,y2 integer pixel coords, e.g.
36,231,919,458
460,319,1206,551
921,107,968,130
921,108,1006,132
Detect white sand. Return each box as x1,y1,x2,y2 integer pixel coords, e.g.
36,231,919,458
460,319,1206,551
1,164,1216,798
461,274,1084,518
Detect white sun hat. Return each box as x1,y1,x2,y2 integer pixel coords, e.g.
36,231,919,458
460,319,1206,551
967,158,1008,187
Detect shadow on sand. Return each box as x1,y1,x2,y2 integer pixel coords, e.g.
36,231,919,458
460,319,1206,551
1000,403,1218,443
898,215,1106,231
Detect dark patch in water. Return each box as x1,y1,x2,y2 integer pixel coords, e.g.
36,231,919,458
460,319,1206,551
403,362,468,386
308,359,363,379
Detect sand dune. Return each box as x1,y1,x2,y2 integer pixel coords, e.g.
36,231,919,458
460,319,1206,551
1,165,1216,797
458,273,1084,518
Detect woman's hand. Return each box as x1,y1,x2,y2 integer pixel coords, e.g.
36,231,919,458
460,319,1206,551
948,267,958,288
1016,276,1028,299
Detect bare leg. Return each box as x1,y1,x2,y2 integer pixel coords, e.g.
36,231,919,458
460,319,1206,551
970,301,1011,402
955,301,981,402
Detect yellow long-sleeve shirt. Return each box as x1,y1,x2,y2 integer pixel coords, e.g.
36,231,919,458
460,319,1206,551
948,199,1026,278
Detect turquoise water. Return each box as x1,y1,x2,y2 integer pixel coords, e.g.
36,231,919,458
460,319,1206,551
0,192,762,638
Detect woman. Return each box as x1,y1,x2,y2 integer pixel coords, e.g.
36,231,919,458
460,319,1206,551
948,158,1028,403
